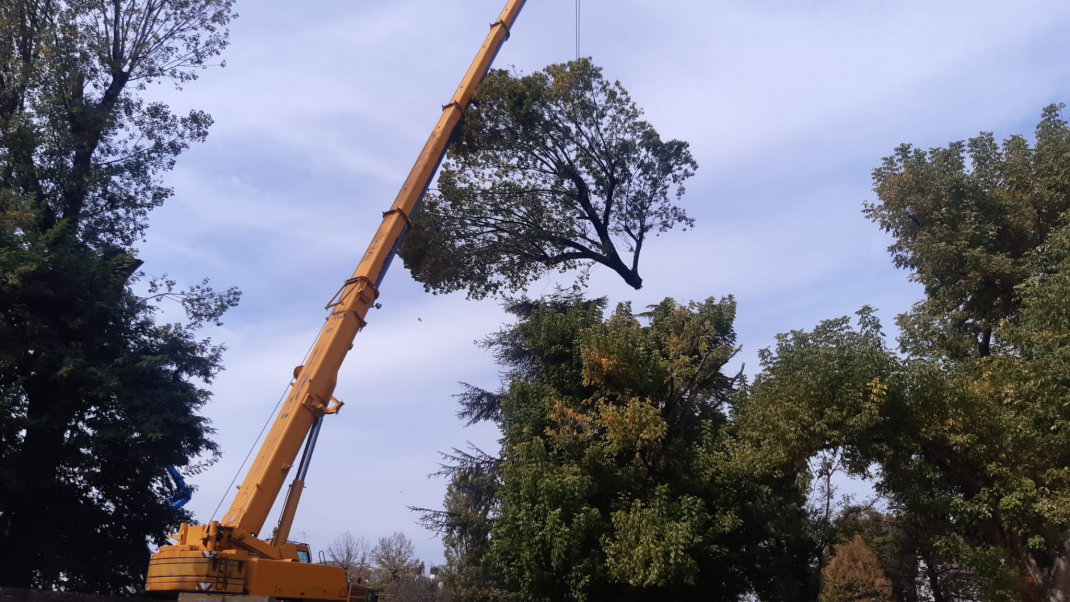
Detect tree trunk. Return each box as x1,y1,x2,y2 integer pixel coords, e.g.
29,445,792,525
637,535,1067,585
920,547,947,602
1045,532,1070,602
979,326,992,357
0,366,66,588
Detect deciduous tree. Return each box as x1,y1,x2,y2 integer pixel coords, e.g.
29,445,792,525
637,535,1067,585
399,59,697,299
422,295,817,601
371,531,432,602
327,530,373,584
0,0,236,592
865,104,1070,359
738,105,1070,602
820,535,894,602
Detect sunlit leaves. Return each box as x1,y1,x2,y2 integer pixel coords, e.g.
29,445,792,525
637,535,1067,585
740,106,1070,601
866,104,1070,359
603,488,706,588
481,296,813,601
819,535,893,602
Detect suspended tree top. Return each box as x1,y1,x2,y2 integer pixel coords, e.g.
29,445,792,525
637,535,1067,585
399,59,698,299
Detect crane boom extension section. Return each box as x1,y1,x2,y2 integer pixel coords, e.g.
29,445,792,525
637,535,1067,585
222,0,525,538
146,2,526,601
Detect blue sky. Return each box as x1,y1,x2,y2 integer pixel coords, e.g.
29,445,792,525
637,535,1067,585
140,0,1070,565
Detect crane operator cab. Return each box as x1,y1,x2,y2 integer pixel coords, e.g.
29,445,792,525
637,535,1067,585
291,542,312,564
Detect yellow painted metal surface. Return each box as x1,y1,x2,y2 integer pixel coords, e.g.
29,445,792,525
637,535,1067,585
178,594,274,602
146,554,246,594
147,548,374,602
244,558,350,600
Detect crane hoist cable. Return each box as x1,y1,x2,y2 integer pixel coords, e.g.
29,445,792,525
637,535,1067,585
208,324,326,523
575,0,581,59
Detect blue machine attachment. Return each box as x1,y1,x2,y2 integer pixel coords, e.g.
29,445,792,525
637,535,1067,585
166,466,193,510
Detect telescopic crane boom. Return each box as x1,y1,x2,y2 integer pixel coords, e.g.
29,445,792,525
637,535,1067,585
146,2,526,600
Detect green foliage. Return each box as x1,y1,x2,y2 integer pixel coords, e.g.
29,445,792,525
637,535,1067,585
865,104,1070,359
832,509,919,601
399,59,697,298
735,308,896,476
602,488,706,588
427,295,818,602
739,298,1070,600
0,0,236,592
419,447,509,602
0,0,233,248
739,105,1070,602
831,507,985,602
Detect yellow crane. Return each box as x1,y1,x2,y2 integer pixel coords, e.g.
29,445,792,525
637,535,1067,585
145,1,527,600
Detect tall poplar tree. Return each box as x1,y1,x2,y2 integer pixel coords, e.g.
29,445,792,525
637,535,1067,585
0,0,237,592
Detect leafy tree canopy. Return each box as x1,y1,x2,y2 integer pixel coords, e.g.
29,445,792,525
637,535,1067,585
370,531,425,600
424,295,818,602
820,535,894,602
738,105,1070,602
866,104,1070,359
399,59,697,299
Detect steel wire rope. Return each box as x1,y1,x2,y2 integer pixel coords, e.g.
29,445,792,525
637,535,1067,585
575,0,581,59
209,321,328,523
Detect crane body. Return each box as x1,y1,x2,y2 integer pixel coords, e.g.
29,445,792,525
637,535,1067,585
145,2,526,600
